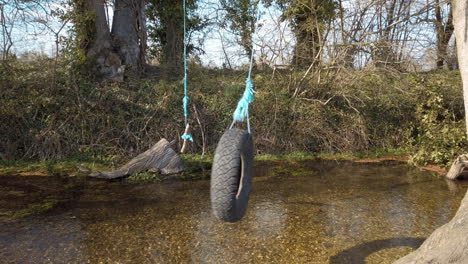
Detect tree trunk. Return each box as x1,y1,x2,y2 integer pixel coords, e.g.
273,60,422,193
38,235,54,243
78,139,184,179
164,17,183,68
82,0,124,81
454,0,468,136
293,27,322,68
112,0,145,67
139,2,148,65
289,0,335,68
435,0,454,69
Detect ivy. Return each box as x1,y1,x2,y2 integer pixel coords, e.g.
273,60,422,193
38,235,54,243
409,84,467,166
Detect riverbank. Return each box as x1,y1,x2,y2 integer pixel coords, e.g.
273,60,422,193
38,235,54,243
0,149,447,180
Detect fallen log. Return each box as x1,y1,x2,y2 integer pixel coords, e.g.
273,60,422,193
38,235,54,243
446,154,468,180
393,190,468,264
77,138,184,179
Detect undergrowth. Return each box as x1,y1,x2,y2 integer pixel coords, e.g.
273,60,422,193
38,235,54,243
1,57,466,167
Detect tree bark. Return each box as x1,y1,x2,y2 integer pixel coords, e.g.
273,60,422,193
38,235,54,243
446,154,468,180
435,0,454,69
139,2,148,65
83,0,124,81
164,16,183,68
112,0,146,67
454,0,468,136
78,139,184,179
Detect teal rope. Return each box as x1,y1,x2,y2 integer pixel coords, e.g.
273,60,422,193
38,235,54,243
231,4,260,134
182,133,193,141
232,78,255,123
182,0,193,142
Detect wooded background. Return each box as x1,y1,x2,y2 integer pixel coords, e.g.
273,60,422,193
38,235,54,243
0,0,465,167
0,0,456,72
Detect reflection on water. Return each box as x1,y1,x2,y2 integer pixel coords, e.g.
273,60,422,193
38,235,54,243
0,160,467,264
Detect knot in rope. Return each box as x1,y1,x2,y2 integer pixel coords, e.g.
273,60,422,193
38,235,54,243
181,133,193,142
233,78,255,122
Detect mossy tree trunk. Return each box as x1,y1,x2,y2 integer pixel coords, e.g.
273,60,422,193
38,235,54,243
76,0,147,79
81,0,123,81
435,0,454,69
163,15,184,68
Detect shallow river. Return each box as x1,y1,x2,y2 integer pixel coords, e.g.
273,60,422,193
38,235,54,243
0,160,467,264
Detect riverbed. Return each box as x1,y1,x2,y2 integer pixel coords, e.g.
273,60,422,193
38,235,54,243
0,160,466,264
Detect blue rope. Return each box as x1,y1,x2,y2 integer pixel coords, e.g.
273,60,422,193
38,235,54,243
182,0,192,141
182,133,193,142
231,4,260,134
232,78,255,123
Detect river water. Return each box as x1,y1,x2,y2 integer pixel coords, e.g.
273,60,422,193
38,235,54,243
0,160,467,264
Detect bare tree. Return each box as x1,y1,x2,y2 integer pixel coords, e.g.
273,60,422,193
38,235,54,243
219,0,258,59
0,0,52,60
0,2,16,60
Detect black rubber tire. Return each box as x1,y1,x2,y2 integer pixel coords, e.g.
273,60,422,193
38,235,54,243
210,128,254,222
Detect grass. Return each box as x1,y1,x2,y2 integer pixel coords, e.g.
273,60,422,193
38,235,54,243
0,198,60,218
0,159,112,176
255,148,407,162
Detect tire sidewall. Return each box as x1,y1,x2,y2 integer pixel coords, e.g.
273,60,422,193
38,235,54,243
234,132,254,220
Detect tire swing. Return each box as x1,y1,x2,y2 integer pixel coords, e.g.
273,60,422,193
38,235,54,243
210,107,254,222
210,21,259,222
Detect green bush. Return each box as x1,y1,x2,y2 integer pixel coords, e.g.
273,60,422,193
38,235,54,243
408,79,467,166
